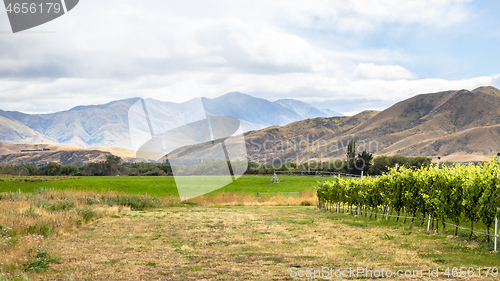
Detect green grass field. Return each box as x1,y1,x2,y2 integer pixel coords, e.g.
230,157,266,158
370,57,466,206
0,175,321,197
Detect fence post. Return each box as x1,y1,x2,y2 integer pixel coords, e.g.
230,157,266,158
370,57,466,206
337,202,340,213
360,171,363,183
257,192,260,199
437,157,441,169
386,206,390,220
427,214,431,232
320,174,324,210
495,216,498,252
497,152,500,176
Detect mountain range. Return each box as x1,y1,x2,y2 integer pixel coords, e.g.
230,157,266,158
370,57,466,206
1,86,499,165
170,86,500,163
0,92,342,149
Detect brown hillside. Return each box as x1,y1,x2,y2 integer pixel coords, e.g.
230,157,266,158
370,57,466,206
346,87,500,160
0,143,137,166
170,86,500,164
0,150,111,166
167,110,379,163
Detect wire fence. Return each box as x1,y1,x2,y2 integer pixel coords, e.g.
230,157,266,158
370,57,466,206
273,170,365,177
318,202,499,251
272,168,499,250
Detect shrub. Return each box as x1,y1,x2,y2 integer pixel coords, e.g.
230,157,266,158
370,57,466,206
300,201,313,206
23,251,60,273
47,201,75,212
24,224,53,237
77,207,96,223
101,195,161,211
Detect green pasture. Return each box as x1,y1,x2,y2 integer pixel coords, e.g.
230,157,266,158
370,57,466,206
0,175,321,197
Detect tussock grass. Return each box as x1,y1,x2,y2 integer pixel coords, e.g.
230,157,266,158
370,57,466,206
0,188,180,279
186,189,318,206
0,187,316,279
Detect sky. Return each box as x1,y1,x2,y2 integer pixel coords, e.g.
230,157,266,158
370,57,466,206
1,0,500,116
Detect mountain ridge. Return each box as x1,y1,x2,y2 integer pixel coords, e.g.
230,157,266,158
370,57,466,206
0,92,340,149
1,86,499,165
169,86,500,163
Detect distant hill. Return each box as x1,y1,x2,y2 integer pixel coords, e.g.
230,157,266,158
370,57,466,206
0,98,139,148
2,87,499,165
0,143,110,166
0,143,137,166
274,99,343,119
167,110,380,163
170,86,500,163
346,86,500,161
0,93,340,149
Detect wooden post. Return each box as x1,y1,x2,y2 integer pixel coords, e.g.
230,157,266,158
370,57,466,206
257,192,260,199
427,214,431,232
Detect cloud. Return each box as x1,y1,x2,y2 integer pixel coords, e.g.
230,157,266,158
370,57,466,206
0,0,495,117
195,18,325,73
270,0,472,31
355,63,416,80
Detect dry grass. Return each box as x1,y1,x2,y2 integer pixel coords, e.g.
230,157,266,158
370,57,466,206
186,189,317,206
2,189,497,280
0,189,161,279
0,188,317,279
34,206,499,280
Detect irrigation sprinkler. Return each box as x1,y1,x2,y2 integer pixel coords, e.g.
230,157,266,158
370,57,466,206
270,171,280,183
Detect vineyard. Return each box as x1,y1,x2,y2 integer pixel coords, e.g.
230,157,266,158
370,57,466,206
317,159,500,246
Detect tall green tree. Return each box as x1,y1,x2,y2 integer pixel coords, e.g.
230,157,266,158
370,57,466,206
346,140,373,175
104,155,121,176
346,140,356,174
356,151,374,174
